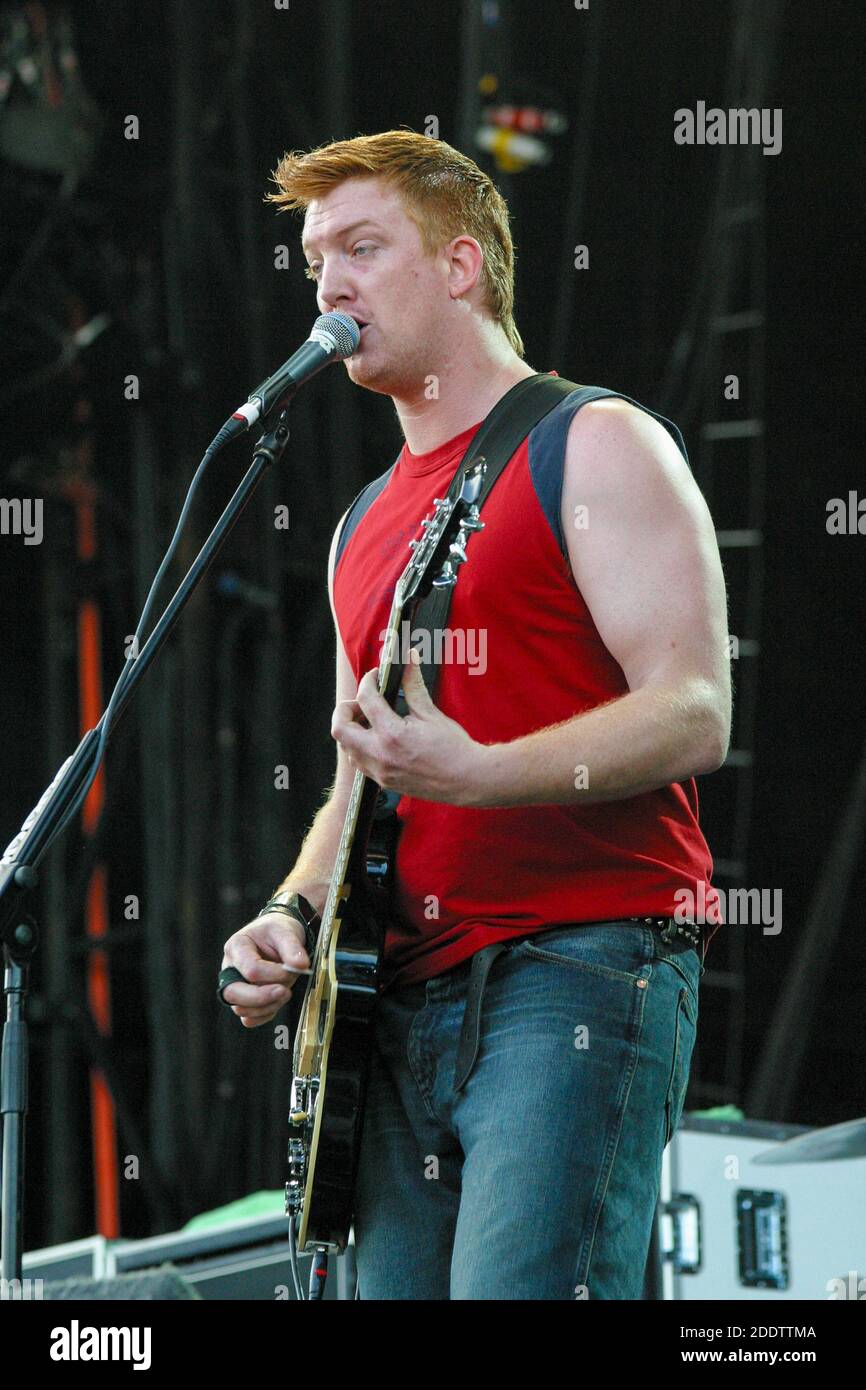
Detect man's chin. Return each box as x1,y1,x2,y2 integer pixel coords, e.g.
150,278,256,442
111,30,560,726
344,353,391,392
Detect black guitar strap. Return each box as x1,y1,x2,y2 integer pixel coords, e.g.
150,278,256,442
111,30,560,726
396,371,582,710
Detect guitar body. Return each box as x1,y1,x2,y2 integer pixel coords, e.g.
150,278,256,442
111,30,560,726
286,466,485,1255
289,789,399,1253
291,879,382,1251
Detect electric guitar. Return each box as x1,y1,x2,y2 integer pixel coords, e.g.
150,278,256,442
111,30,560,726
286,461,486,1256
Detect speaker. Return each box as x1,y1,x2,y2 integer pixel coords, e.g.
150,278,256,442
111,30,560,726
653,1113,866,1299
41,1266,200,1300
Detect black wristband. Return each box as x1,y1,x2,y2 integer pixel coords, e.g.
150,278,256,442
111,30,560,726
259,892,320,960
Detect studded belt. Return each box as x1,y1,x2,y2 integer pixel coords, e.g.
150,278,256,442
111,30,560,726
627,915,704,950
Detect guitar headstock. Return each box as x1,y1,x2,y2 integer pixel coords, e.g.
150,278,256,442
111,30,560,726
396,458,486,607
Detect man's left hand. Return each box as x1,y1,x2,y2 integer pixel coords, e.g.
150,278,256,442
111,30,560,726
331,648,487,805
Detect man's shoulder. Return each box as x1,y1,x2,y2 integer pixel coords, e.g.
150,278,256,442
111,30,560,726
567,392,669,433
560,393,702,548
561,391,690,480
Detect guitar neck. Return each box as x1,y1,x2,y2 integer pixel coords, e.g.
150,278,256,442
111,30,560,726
312,467,484,962
316,630,403,955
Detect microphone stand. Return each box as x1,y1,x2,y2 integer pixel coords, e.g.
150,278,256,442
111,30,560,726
0,410,293,1284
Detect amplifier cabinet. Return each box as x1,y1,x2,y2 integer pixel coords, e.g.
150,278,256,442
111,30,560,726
655,1115,866,1301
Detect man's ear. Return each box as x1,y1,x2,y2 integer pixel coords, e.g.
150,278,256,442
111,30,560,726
447,234,484,301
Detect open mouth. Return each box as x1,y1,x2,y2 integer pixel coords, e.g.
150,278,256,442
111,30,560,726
350,321,370,351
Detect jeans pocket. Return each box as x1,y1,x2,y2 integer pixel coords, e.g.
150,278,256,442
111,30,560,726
516,922,650,986
655,939,701,1016
663,986,698,1147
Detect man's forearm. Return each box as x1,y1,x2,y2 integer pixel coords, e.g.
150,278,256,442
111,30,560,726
464,677,728,809
272,793,350,914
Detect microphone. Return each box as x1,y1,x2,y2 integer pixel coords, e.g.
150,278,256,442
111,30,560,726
211,311,361,450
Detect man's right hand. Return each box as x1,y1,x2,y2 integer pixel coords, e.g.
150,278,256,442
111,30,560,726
221,913,310,1028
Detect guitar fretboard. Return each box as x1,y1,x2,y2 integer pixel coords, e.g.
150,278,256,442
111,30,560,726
313,598,401,964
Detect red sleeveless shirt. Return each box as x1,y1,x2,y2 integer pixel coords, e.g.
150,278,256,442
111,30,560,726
333,383,721,990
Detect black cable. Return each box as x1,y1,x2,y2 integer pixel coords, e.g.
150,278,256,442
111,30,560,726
307,1249,329,1301
45,439,222,848
287,1214,305,1302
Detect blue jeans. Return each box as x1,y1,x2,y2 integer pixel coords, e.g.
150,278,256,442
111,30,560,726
352,920,701,1300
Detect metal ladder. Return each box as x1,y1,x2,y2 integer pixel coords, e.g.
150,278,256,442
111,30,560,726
665,0,784,1106
692,177,767,1106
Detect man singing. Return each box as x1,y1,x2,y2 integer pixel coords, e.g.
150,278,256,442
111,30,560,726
220,129,730,1300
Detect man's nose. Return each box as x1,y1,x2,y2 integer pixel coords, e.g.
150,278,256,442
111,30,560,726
317,264,353,314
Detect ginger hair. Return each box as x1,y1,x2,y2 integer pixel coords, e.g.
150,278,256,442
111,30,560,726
265,128,524,357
